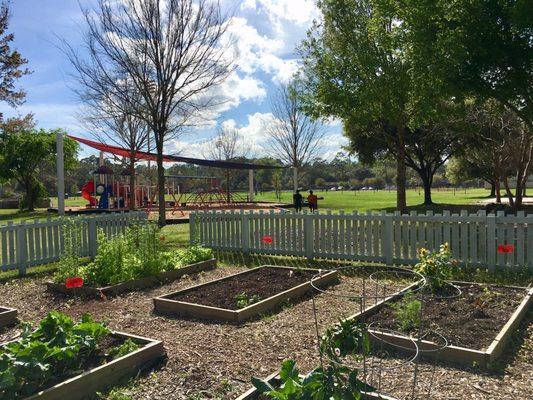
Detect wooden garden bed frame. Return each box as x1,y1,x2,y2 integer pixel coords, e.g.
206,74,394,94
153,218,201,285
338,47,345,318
46,258,217,297
22,331,165,400
154,265,339,323
349,281,533,368
235,372,400,400
0,306,17,328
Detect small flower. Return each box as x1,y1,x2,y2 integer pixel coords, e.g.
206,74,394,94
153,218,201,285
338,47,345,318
334,348,341,357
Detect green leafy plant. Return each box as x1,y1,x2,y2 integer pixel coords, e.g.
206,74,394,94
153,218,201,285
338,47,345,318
108,339,139,360
413,243,456,290
252,359,372,400
392,294,422,332
54,222,213,286
235,292,261,309
0,311,136,399
320,319,370,361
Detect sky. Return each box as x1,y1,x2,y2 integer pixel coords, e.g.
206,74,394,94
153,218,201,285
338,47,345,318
0,0,346,160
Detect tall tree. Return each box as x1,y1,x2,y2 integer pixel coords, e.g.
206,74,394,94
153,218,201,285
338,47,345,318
0,117,78,210
265,81,325,192
0,1,30,114
80,84,150,210
205,125,248,202
404,0,532,130
65,0,233,226
298,0,418,213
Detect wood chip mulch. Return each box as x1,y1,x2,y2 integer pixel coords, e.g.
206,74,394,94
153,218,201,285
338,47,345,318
0,267,531,400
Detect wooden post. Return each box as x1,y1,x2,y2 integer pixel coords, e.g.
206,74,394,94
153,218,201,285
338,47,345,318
487,213,496,271
16,222,27,276
248,169,254,202
304,212,314,260
242,211,250,254
56,131,65,216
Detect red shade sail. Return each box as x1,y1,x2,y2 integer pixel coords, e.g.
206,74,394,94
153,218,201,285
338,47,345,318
68,135,283,170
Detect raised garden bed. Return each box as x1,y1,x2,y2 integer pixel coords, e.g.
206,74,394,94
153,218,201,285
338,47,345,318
0,307,17,328
154,265,339,323
235,372,399,400
354,281,533,368
46,258,216,297
21,331,165,400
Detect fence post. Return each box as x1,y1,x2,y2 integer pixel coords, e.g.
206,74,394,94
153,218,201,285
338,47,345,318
304,212,314,260
16,222,27,276
189,212,196,245
242,211,250,254
486,213,496,271
382,211,393,265
88,218,97,258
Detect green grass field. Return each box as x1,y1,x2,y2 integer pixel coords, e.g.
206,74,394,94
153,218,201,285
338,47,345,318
0,188,500,225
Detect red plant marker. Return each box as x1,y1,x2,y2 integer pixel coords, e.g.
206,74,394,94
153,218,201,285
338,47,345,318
262,235,273,244
65,277,84,289
497,244,515,254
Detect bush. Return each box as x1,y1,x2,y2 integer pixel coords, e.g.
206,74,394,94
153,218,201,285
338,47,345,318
413,243,456,290
392,294,421,332
55,223,213,286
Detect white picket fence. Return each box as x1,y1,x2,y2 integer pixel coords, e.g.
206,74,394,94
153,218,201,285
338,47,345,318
0,211,147,274
190,210,533,269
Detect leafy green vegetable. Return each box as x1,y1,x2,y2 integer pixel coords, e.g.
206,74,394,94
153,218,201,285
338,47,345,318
320,319,370,362
55,222,213,286
108,339,139,360
235,292,261,309
391,294,422,332
0,311,112,399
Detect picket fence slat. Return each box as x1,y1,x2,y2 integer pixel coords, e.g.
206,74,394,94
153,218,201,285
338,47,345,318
191,210,533,269
0,211,148,274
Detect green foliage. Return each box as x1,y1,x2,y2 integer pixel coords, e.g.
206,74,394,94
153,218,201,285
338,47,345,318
108,339,139,360
235,292,261,309
54,217,86,283
252,359,371,400
0,118,78,210
55,222,213,286
413,243,456,290
320,319,370,361
392,295,422,332
0,311,111,399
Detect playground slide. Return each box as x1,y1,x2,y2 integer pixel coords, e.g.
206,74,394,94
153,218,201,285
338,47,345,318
81,181,98,206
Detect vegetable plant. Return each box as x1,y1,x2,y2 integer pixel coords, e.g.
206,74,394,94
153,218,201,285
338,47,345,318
55,222,213,286
413,243,456,290
252,359,373,400
235,292,261,309
320,319,370,362
391,294,422,332
0,311,137,399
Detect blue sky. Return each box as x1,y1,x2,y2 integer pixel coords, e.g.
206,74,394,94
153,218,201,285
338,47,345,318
0,0,345,159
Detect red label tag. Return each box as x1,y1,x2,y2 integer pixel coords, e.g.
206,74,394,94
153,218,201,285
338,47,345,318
497,244,514,254
262,235,273,244
65,277,84,289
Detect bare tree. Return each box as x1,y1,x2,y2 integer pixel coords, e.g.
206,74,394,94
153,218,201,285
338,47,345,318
265,81,325,192
80,84,150,210
205,125,248,202
64,0,233,225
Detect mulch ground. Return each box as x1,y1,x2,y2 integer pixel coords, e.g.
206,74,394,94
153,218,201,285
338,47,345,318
1,267,531,400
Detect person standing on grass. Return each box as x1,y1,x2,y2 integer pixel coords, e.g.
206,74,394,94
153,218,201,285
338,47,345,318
293,189,303,212
308,190,318,212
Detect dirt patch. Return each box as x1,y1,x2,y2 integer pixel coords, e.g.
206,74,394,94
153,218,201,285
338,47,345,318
366,283,526,350
168,267,318,310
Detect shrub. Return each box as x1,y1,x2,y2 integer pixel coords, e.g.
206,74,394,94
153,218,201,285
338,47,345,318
320,319,370,361
0,311,137,399
392,294,422,332
413,242,456,290
55,222,213,286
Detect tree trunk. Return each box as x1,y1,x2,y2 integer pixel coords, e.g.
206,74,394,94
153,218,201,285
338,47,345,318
395,125,407,213
293,166,298,192
156,139,166,227
502,176,515,209
421,176,433,205
129,157,136,210
489,181,495,197
494,178,501,203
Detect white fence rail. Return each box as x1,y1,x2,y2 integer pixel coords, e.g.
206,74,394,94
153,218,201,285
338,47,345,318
190,210,533,269
0,212,147,275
